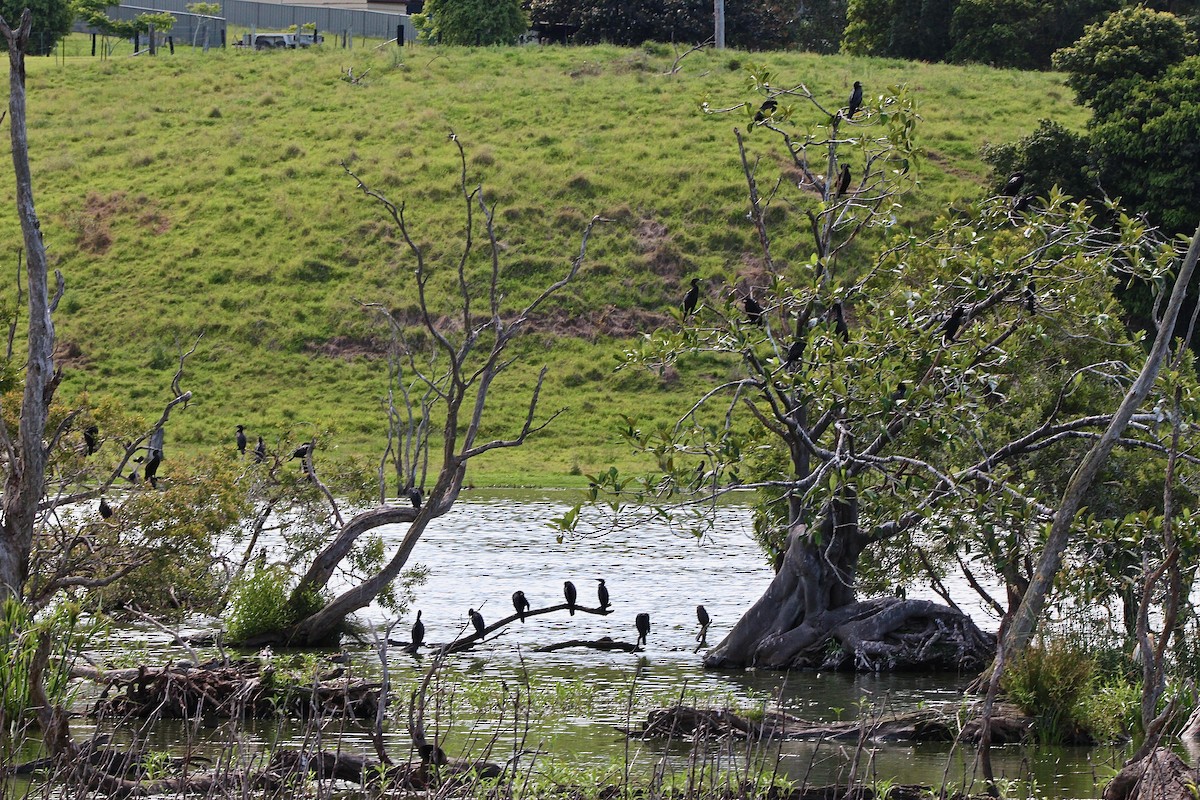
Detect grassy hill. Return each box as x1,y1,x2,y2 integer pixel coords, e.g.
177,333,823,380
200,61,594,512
0,42,1087,486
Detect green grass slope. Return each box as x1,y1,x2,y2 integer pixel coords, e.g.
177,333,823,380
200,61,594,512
0,43,1086,485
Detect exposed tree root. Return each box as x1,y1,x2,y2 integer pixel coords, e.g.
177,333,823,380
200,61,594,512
618,703,1033,744
1104,748,1200,800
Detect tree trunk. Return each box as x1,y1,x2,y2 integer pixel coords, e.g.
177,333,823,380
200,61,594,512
705,495,992,670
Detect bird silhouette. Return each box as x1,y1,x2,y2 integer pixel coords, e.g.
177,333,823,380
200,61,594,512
468,608,486,637
682,278,700,318
411,610,425,649
253,436,266,464
1012,194,1032,213
236,425,247,455
144,452,161,489
291,443,313,460
743,294,764,326
836,164,851,197
407,487,423,510
512,591,530,622
99,496,113,519
846,81,863,119
564,581,577,615
1003,172,1025,197
418,743,448,766
754,98,778,123
786,338,806,368
635,613,650,647
596,579,610,609
829,303,850,342
696,605,710,627
83,424,99,456
941,306,966,344
1025,280,1037,314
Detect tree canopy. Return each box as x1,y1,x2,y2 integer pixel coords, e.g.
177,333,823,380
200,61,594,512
417,0,528,45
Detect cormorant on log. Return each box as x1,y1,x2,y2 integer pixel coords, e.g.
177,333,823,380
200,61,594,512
894,585,907,600
512,591,530,622
836,164,851,197
696,605,710,627
1003,172,1025,197
635,613,650,647
596,579,610,609
846,81,863,119
411,610,425,649
564,581,577,615
829,302,850,341
409,487,423,510
743,293,764,326
253,436,266,464
83,424,99,456
786,338,806,368
418,743,448,766
682,278,700,318
754,98,778,123
236,425,247,455
941,306,966,344
99,496,113,519
469,608,486,637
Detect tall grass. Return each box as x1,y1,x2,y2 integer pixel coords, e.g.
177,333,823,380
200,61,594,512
0,43,1088,484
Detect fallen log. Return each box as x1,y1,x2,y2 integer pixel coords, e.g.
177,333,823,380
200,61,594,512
534,637,640,653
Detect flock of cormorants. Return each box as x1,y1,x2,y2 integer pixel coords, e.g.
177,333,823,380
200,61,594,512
403,581,712,653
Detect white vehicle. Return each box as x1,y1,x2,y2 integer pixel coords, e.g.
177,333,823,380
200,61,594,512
243,31,323,49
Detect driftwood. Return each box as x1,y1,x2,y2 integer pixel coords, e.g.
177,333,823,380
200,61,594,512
534,637,640,653
1104,748,1200,800
618,703,1032,745
84,660,381,720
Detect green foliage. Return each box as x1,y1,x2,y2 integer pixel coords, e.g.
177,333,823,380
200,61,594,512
981,118,1095,201
0,599,84,724
1052,6,1196,116
226,564,293,642
0,0,73,54
844,0,955,61
792,0,848,53
528,0,795,49
1003,639,1137,744
417,0,527,45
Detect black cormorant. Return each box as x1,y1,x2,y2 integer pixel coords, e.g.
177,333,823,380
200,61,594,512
144,452,162,489
743,294,764,326
83,424,99,456
512,590,530,622
596,579,610,609
1012,194,1032,212
1025,280,1037,314
291,443,313,460
830,303,850,342
564,581,577,615
1003,172,1025,197
236,425,247,455
254,436,266,464
754,98,778,123
682,278,700,318
635,612,650,647
99,496,113,519
407,487,423,510
836,164,851,197
786,338,806,368
696,605,710,627
418,743,448,766
411,610,425,649
941,306,966,344
469,608,486,637
846,81,863,119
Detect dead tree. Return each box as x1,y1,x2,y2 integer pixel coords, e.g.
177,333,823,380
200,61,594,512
246,137,606,647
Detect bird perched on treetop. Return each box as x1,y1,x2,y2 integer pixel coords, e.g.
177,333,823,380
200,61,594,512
144,451,162,489
941,306,966,344
236,425,247,455
1003,172,1025,197
786,338,806,369
512,590,530,622
291,443,313,460
254,436,266,464
743,293,764,326
829,303,850,342
99,496,113,520
468,608,486,637
83,424,100,456
836,164,852,197
846,81,863,119
682,278,700,318
754,98,778,123
596,579,610,610
635,613,651,647
564,581,577,615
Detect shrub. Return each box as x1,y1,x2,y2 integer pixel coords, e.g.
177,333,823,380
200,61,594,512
225,565,293,642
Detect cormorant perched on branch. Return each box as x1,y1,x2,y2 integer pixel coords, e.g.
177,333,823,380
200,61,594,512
144,452,162,489
1012,194,1032,213
512,591,530,622
635,613,650,647
1025,280,1037,314
836,164,851,197
696,605,710,627
99,496,113,519
236,425,247,455
468,608,486,637
291,443,313,460
941,306,966,344
846,81,863,119
564,581,577,615
411,610,425,649
682,278,700,318
743,293,764,326
596,579,610,610
786,338,806,368
254,436,266,464
1003,172,1025,197
754,98,778,123
83,424,99,456
829,303,850,341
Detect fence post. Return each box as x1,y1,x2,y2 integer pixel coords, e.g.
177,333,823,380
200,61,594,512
221,27,226,47
168,35,174,54
91,33,96,56
134,31,140,53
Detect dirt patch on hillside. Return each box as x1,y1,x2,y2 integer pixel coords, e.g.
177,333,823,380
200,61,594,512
63,192,172,255
305,335,388,360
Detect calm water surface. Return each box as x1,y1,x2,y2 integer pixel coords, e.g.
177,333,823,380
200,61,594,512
85,492,1126,798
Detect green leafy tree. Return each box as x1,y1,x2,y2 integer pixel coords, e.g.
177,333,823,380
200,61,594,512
843,0,956,61
949,0,1119,69
0,0,71,54
1052,5,1195,116
792,0,848,53
417,0,527,45
981,119,1096,202
527,0,794,49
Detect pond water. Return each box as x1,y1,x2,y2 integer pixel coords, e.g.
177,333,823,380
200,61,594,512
80,491,1130,798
